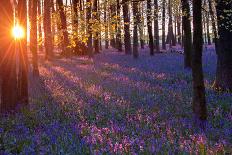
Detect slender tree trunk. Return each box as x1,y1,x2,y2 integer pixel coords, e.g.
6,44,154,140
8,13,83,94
123,1,132,54
206,12,211,45
208,0,217,50
31,0,39,76
86,0,93,57
166,0,176,47
192,0,207,121
182,0,192,68
38,0,43,51
214,0,232,91
138,2,145,49
44,0,53,59
93,0,100,53
177,8,181,45
116,0,123,51
0,0,17,112
162,0,166,50
154,0,160,52
18,0,29,105
147,0,154,55
132,1,139,58
110,4,116,48
104,0,109,49
57,0,70,55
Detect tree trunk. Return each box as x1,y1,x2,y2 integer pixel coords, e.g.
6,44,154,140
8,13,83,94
154,0,160,52
57,0,70,56
162,0,166,50
214,0,232,91
147,0,154,55
44,0,53,59
38,0,43,51
104,0,109,49
18,0,29,105
182,0,192,68
93,0,100,53
208,0,217,50
31,0,39,76
138,2,145,49
116,0,123,51
123,1,132,54
192,0,207,121
0,0,17,112
86,0,93,57
132,1,139,58
166,0,176,47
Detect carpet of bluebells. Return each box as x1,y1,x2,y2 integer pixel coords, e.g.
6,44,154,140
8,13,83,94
0,47,231,154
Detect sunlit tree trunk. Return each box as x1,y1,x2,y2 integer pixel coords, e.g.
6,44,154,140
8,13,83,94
57,0,70,56
93,0,100,53
116,0,122,51
44,0,53,59
208,0,217,49
182,0,192,68
18,0,29,105
0,0,17,112
104,0,109,49
38,0,43,51
132,1,139,58
214,0,232,91
147,0,154,55
86,0,93,57
110,4,116,48
192,0,207,121
122,1,131,54
31,0,39,76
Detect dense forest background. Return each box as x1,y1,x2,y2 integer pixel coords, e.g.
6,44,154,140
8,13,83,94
0,0,231,154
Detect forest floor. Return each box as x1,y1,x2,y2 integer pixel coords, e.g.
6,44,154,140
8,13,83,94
0,46,231,154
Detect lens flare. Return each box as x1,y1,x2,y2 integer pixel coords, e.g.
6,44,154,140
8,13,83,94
12,25,25,39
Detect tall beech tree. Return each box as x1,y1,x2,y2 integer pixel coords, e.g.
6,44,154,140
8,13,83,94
132,1,139,58
18,0,29,105
0,0,17,112
116,0,123,51
162,0,166,50
214,0,232,91
122,1,131,54
192,0,207,121
86,0,93,57
154,0,160,52
57,0,70,55
147,0,154,55
44,0,53,59
31,0,39,76
182,0,192,68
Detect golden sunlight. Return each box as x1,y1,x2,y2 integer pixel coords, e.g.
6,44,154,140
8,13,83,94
12,25,25,39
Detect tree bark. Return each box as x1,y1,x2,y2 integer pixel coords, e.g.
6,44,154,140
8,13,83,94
162,0,166,50
86,0,93,57
154,0,160,52
116,0,123,51
147,0,154,55
18,0,29,105
31,0,39,76
123,1,132,54
132,1,139,58
104,0,109,49
214,0,232,91
44,0,53,59
182,0,192,68
57,0,70,56
0,0,17,112
192,0,207,121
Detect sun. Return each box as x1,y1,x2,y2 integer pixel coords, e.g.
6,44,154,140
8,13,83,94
12,25,25,39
